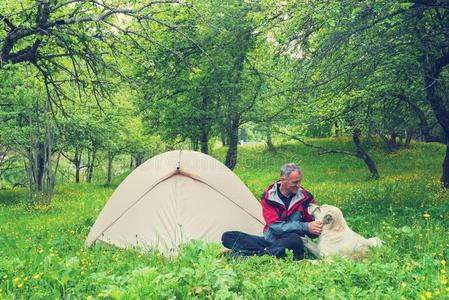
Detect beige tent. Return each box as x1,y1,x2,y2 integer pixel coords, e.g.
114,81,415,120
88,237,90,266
86,150,264,254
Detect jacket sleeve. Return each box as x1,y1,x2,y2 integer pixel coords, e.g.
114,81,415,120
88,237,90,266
302,194,318,238
261,198,309,237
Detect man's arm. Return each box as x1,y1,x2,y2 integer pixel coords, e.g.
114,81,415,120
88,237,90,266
262,200,310,237
268,220,310,236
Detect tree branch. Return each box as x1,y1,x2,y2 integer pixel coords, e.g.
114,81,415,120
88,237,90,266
275,130,359,157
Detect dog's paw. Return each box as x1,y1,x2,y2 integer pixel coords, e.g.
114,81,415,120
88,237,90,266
368,237,383,247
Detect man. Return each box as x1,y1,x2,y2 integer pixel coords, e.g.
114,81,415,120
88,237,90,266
221,163,322,260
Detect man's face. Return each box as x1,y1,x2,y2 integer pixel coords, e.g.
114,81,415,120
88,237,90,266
281,170,303,195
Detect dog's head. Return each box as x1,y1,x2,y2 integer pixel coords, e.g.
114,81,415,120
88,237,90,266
308,204,347,232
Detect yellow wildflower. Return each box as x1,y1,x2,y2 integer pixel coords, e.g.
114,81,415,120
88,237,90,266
13,277,19,283
33,274,41,280
442,260,446,266
17,282,23,288
423,213,430,219
425,291,432,298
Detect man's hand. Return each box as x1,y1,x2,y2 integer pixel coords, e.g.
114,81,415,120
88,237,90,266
308,221,323,235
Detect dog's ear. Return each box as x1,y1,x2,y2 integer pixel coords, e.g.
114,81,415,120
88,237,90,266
323,214,333,225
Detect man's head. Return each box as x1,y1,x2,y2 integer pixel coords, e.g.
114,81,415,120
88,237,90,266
279,163,302,195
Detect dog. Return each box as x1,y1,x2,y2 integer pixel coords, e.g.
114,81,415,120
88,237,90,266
301,204,382,260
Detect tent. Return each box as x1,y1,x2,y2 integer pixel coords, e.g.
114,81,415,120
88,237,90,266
86,150,264,254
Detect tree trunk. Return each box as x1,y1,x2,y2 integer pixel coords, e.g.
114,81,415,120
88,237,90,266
106,153,114,185
74,147,82,183
266,123,276,153
225,123,239,170
200,128,208,154
52,152,61,191
86,148,96,183
192,139,199,151
398,94,442,143
221,133,227,147
134,153,143,168
377,132,395,152
405,129,413,147
442,146,449,188
390,131,399,149
353,128,379,179
334,121,341,137
423,53,449,187
36,142,46,191
199,96,209,154
129,155,134,170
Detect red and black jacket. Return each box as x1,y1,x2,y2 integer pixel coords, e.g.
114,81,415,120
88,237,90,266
261,182,316,242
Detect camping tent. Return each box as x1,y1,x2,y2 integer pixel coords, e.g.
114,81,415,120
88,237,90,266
86,150,264,254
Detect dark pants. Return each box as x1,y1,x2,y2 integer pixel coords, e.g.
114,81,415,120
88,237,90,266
221,231,304,260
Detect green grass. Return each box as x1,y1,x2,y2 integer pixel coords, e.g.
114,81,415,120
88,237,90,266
1,139,448,299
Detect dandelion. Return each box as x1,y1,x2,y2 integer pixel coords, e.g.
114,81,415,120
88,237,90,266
423,213,430,219
17,282,23,288
33,274,41,280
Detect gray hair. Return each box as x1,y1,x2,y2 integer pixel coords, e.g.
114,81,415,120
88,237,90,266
280,163,302,178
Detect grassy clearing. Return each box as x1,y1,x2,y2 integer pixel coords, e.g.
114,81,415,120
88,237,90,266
1,139,448,299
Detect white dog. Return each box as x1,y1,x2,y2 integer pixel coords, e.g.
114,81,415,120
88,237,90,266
302,204,382,260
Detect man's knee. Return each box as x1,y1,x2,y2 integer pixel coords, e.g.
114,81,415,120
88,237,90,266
282,233,305,258
282,233,303,247
222,231,237,245
222,231,251,249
